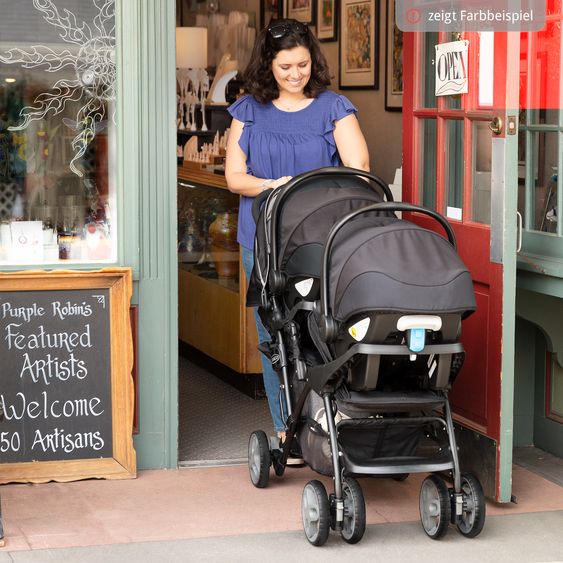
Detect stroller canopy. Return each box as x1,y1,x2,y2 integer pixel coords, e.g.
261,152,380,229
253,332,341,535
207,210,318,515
247,173,390,306
328,218,476,322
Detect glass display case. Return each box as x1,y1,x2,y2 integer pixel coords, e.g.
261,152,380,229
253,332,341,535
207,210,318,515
177,166,261,374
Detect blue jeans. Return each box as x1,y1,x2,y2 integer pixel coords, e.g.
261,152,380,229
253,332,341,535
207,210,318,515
241,245,287,433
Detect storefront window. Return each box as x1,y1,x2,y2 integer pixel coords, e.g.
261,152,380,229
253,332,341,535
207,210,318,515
0,0,116,264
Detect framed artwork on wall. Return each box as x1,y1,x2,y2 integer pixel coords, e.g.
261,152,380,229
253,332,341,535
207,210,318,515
385,0,403,110
286,0,316,25
339,0,379,89
317,0,338,41
261,0,283,29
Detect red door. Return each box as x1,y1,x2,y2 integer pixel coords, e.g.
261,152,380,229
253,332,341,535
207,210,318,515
402,31,519,502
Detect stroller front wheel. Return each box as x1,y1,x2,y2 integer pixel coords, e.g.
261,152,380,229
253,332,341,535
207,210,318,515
248,431,271,488
302,480,331,546
340,477,366,544
419,475,451,539
456,473,486,538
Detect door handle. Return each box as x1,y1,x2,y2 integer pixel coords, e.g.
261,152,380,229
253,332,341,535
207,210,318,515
489,116,503,135
516,211,523,253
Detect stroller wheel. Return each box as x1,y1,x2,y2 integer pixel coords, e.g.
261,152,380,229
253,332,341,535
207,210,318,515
248,431,271,488
456,473,486,538
302,480,330,546
419,475,451,539
340,477,366,544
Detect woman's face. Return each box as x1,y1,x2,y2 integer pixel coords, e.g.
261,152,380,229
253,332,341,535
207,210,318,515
271,46,312,96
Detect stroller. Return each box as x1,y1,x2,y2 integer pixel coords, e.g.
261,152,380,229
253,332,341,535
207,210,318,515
246,167,485,545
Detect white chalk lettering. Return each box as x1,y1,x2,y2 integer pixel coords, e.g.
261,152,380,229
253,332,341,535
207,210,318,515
51,301,93,320
0,392,104,421
6,324,92,354
31,428,105,453
1,302,45,323
19,352,88,384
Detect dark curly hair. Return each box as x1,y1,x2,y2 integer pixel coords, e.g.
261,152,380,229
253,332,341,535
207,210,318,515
243,19,331,103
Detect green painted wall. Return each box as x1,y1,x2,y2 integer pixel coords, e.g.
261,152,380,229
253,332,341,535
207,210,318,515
515,281,563,459
120,0,178,468
513,317,536,447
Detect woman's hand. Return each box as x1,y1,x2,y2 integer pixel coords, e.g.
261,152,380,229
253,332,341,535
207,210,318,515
271,176,292,189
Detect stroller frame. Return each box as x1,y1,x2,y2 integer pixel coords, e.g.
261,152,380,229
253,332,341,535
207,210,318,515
248,168,485,545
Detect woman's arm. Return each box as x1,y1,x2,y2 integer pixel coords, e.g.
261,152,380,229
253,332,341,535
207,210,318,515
333,114,370,171
225,118,291,196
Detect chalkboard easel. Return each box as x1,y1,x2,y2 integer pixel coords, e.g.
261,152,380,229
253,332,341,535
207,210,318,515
0,268,136,483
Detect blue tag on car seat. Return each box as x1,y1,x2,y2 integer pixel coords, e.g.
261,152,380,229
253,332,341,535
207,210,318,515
407,328,426,353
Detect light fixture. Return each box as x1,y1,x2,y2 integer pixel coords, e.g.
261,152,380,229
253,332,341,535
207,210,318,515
175,27,209,131
4,77,16,83
176,27,208,70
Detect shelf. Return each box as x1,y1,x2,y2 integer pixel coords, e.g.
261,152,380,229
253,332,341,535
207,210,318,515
177,166,228,190
177,129,219,138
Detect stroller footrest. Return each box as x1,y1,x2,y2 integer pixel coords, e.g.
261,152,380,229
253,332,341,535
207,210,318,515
337,390,446,413
341,451,454,475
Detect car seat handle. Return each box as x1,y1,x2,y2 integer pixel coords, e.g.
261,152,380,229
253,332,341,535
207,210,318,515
319,202,458,318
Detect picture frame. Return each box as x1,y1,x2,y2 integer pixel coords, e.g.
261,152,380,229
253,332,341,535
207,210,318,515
339,0,379,89
260,0,283,29
385,0,403,110
317,0,338,41
0,268,136,484
286,0,316,25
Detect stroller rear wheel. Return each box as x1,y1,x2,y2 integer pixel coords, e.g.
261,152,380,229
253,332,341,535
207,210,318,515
419,475,451,539
248,431,271,488
456,473,486,538
302,480,331,546
340,477,366,544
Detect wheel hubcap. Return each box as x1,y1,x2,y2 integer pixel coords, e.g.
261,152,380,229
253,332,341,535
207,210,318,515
249,435,260,481
420,481,441,534
303,487,321,539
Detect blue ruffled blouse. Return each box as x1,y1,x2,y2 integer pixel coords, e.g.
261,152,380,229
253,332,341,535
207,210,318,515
227,90,357,249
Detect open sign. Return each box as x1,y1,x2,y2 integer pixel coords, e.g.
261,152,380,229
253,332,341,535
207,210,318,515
435,40,469,96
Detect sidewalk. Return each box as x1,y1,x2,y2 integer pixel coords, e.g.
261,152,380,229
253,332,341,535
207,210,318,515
1,464,563,561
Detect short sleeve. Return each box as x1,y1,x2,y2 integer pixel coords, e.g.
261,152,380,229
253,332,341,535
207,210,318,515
330,94,357,124
228,95,255,155
323,94,358,160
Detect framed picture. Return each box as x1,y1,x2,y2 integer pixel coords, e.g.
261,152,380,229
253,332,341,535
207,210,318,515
385,0,403,110
260,0,283,29
286,0,316,25
339,0,379,89
317,0,338,41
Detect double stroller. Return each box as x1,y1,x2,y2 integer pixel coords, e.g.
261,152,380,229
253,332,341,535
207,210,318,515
246,167,486,545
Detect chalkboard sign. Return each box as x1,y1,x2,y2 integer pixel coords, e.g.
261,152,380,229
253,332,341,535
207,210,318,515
0,269,136,483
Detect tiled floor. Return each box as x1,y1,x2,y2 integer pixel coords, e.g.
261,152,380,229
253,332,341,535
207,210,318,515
1,463,563,552
178,356,271,465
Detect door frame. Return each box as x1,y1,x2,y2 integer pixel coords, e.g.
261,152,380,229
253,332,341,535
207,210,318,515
402,30,519,502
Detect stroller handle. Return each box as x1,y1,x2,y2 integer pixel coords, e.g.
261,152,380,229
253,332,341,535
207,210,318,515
319,202,457,319
252,166,393,224
266,167,393,271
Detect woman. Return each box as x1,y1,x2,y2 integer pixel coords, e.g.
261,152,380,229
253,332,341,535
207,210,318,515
225,18,370,444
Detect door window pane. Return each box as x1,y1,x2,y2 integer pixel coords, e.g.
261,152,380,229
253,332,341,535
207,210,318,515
532,131,559,232
472,121,492,225
419,119,437,210
421,33,438,109
445,120,463,218
0,0,117,264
